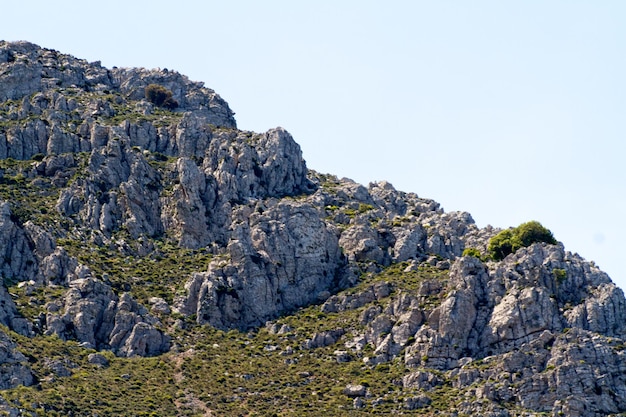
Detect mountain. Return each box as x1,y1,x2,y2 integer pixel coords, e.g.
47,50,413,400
0,40,624,416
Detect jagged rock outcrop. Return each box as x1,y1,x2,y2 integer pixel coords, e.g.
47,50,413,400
292,237,626,414
401,243,623,370
0,41,112,102
0,40,235,162
160,126,315,248
313,177,485,267
0,329,35,389
204,127,313,203
0,40,491,334
175,199,351,329
0,41,326,343
57,135,164,238
0,202,37,282
0,40,235,125
45,278,170,357
0,204,38,335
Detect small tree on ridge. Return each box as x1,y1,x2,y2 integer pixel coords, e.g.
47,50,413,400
145,84,178,110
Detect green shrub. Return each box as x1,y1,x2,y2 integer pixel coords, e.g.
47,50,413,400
358,203,375,214
145,84,178,110
462,247,482,259
488,221,557,261
515,221,557,248
487,229,515,261
552,268,567,283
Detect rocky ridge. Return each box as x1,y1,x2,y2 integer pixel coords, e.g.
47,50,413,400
0,40,623,416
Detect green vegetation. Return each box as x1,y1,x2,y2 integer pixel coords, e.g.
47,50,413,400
487,221,557,261
461,247,482,259
358,203,374,214
552,268,567,284
0,161,507,415
57,236,213,306
1,89,183,134
145,84,179,110
0,157,65,227
1,263,462,416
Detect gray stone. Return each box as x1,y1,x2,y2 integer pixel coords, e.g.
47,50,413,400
0,329,35,389
334,350,352,363
302,329,345,350
43,358,76,377
149,297,171,315
45,278,170,357
402,370,442,391
175,200,348,329
344,384,367,398
404,395,432,410
87,353,109,367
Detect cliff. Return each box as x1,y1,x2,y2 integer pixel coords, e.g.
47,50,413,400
0,40,623,416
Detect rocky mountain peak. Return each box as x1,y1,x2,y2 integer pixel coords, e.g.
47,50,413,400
0,40,235,160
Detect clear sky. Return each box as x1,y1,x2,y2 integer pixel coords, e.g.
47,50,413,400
3,1,626,289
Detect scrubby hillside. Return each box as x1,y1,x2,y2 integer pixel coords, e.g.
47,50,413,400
0,40,624,416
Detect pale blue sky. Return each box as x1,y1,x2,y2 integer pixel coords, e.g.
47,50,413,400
4,1,626,288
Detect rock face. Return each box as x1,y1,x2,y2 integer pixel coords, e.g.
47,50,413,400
0,202,37,283
174,199,347,329
435,246,592,365
45,278,169,357
0,40,235,129
331,243,626,416
0,41,626,415
0,40,235,161
0,329,35,389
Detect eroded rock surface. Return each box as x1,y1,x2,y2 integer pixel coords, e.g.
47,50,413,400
175,200,349,329
0,329,35,389
45,278,169,357
0,41,625,415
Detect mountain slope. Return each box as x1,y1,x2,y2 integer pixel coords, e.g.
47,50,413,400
0,40,624,416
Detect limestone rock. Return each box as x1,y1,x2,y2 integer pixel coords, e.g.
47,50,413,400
404,395,432,410
43,358,77,378
302,329,345,350
392,225,427,262
175,200,349,329
0,202,37,282
2,40,626,415
0,204,40,335
321,282,391,313
161,157,214,248
113,67,236,129
204,127,314,203
334,350,352,363
0,41,234,129
148,297,171,315
45,278,170,357
87,353,109,367
339,224,385,264
0,328,35,389
353,397,365,409
402,370,442,391
344,384,367,398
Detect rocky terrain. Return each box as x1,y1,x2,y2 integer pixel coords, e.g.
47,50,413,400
0,40,623,416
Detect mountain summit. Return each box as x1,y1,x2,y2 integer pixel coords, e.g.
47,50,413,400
0,40,624,416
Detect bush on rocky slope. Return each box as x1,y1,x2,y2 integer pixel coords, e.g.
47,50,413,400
488,220,557,261
144,83,178,109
